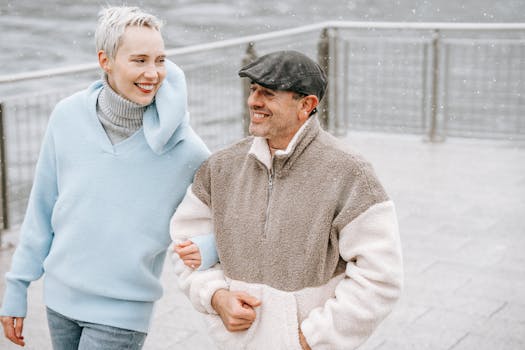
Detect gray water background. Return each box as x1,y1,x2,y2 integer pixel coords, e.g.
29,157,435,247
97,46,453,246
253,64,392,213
1,0,525,79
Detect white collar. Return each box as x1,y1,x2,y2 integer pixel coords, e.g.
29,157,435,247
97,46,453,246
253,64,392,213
248,117,312,169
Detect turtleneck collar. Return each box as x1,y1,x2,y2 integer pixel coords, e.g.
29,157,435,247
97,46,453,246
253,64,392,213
99,76,147,128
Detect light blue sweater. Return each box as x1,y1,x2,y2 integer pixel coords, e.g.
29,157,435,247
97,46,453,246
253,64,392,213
0,61,210,332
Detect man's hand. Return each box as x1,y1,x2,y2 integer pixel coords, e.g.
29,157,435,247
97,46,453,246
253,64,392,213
299,328,311,350
1,316,26,346
174,240,202,269
211,289,261,332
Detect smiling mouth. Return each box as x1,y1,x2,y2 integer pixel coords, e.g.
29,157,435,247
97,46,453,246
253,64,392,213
252,112,269,120
135,83,155,93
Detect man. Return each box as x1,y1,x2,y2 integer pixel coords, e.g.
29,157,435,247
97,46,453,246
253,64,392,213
0,6,209,349
170,50,403,349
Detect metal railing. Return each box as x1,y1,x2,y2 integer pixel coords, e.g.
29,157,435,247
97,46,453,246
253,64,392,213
1,21,524,236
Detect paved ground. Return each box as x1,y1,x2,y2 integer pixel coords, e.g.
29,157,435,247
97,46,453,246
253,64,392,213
1,131,524,350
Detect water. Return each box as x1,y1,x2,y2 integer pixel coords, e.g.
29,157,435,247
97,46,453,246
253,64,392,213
1,0,525,78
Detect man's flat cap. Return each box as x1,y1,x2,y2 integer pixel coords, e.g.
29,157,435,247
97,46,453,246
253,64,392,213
238,50,327,101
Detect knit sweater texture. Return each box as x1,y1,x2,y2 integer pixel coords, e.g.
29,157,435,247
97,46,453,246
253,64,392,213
0,60,210,332
97,76,145,144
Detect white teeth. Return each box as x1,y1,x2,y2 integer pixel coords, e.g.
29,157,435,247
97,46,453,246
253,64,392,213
253,113,267,119
136,83,154,91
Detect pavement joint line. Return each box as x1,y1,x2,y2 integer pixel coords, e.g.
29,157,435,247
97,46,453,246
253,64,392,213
412,306,433,324
416,261,436,274
419,260,438,273
372,339,386,350
447,332,470,350
451,277,473,294
451,237,474,252
488,301,508,319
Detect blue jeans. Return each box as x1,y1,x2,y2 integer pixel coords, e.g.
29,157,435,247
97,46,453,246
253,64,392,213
46,307,147,350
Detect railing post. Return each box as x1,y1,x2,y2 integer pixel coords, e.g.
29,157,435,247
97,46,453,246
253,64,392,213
427,29,445,142
341,39,350,135
241,42,257,137
331,28,342,136
317,28,330,130
0,102,8,238
421,42,429,135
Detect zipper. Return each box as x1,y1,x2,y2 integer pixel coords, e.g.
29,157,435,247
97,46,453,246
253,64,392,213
263,160,275,238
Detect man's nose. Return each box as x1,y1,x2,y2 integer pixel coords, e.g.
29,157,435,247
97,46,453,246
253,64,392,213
248,91,263,108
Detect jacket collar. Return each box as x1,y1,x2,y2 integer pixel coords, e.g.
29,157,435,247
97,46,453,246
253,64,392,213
248,116,321,173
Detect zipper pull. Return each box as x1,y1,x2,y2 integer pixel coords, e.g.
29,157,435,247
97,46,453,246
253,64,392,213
269,168,274,189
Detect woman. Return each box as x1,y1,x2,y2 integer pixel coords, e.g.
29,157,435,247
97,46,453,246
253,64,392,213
0,6,209,349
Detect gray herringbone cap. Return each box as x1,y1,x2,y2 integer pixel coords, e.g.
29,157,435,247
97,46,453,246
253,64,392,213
238,50,327,101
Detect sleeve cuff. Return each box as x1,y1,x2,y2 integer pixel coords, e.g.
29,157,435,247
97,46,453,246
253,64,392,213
190,234,219,271
0,279,29,317
300,321,318,349
199,278,229,314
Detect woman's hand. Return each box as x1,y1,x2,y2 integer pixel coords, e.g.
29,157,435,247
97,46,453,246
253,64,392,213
1,316,26,346
174,240,202,269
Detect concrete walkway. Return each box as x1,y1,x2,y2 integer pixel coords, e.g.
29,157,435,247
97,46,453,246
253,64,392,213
1,131,524,350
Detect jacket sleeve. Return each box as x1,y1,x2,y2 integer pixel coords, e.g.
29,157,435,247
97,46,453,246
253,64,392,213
169,184,228,314
300,200,403,350
0,123,58,317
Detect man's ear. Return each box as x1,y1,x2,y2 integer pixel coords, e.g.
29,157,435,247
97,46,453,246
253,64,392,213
98,50,111,73
300,95,319,121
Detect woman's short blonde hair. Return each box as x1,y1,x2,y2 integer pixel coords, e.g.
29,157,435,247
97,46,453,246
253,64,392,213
95,6,163,59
